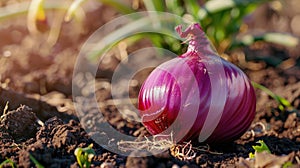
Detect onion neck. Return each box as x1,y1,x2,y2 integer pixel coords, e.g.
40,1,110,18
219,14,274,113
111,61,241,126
176,23,217,57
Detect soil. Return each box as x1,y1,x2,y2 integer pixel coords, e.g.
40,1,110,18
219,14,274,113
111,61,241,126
1,1,300,168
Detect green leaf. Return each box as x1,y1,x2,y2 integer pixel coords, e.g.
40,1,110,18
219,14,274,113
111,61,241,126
251,81,292,111
275,95,292,107
249,140,271,158
74,144,95,168
249,152,255,159
252,140,271,153
29,154,45,168
0,158,16,168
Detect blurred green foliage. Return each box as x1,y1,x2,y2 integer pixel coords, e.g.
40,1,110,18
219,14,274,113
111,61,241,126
99,0,274,53
154,0,271,53
97,0,299,55
1,0,298,54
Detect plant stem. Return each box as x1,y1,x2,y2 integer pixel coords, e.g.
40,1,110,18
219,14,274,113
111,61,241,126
251,81,292,109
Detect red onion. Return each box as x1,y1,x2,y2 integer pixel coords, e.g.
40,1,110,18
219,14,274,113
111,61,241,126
138,23,256,144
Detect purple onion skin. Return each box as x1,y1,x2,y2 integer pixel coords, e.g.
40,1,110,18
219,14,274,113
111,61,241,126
138,23,256,144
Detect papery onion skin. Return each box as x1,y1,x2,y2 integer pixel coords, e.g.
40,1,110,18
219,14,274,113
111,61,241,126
138,23,256,144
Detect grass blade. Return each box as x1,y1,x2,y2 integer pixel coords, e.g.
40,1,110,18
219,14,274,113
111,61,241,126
29,154,45,168
251,81,292,110
0,158,16,168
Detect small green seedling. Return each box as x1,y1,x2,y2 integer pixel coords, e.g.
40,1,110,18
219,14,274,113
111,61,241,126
249,140,271,158
29,154,45,168
251,81,292,111
0,158,16,168
74,144,95,168
248,140,294,167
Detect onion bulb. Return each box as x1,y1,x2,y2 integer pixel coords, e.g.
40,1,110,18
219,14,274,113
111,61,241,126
138,23,256,143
